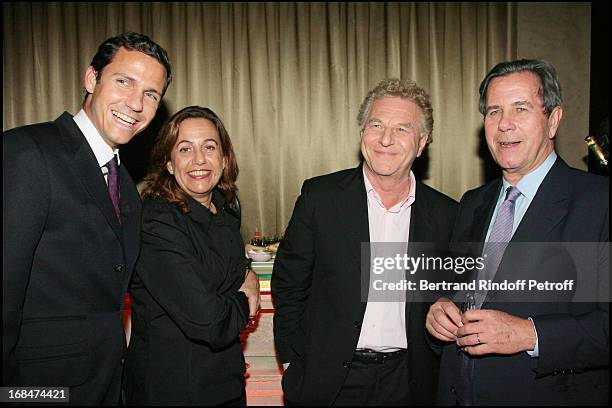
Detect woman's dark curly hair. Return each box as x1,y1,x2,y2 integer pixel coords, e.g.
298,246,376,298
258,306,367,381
141,106,239,213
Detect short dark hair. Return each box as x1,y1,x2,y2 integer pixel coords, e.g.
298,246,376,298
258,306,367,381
142,106,239,214
89,32,172,95
478,59,563,116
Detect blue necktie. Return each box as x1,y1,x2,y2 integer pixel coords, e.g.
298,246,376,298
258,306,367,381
457,186,521,405
474,186,521,307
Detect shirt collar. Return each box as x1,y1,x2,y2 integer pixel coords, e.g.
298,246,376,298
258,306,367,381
502,150,557,200
73,109,120,168
363,166,416,212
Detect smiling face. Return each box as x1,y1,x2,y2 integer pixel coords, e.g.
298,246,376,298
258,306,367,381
84,47,166,149
166,118,226,206
360,96,429,183
484,71,563,184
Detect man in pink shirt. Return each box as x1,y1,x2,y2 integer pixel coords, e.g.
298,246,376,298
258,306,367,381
272,78,457,405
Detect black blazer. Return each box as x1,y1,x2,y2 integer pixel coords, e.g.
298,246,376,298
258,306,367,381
3,112,141,404
272,165,457,405
437,157,609,405
125,194,250,405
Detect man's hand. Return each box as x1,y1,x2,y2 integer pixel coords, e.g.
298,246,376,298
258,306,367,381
426,297,463,342
456,309,536,355
239,269,261,317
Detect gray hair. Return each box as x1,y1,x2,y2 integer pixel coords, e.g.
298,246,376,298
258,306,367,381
357,78,433,143
478,59,563,116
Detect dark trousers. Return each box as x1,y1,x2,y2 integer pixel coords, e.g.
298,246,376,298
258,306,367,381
332,352,410,406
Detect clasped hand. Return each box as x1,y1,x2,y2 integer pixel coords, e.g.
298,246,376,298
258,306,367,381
239,269,261,318
426,298,536,355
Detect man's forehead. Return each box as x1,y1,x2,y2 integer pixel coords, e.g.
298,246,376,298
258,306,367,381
101,48,166,89
487,72,543,103
489,71,541,93
107,48,157,67
371,97,418,113
369,97,420,125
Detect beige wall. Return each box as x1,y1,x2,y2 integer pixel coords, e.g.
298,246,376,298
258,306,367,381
517,2,591,170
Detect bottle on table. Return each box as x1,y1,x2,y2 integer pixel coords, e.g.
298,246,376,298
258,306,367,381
251,228,262,246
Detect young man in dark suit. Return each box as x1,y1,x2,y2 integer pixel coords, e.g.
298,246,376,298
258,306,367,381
427,59,609,405
272,78,457,405
3,32,172,405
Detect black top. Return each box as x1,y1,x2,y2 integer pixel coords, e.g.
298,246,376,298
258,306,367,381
125,191,249,405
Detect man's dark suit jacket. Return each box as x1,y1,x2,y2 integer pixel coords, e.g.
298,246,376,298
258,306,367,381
3,112,141,404
272,165,457,405
437,156,609,405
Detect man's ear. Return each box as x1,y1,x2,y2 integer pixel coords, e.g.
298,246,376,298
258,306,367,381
415,133,430,158
84,66,98,94
547,106,563,139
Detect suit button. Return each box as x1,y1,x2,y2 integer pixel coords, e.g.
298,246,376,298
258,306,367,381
342,361,351,368
114,264,124,273
353,321,361,329
120,358,126,365
450,386,456,395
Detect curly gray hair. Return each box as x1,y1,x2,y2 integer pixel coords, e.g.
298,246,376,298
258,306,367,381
357,78,433,143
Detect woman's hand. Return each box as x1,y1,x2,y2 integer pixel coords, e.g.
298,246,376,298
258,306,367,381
239,269,261,317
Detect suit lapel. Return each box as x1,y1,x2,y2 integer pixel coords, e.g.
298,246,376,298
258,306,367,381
405,181,436,320
334,166,370,317
119,165,141,284
512,158,569,242
489,159,570,300
55,113,123,241
472,160,569,246
471,181,501,245
458,180,500,305
409,182,432,243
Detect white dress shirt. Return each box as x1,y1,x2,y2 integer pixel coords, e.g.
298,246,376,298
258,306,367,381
73,109,120,185
356,168,417,352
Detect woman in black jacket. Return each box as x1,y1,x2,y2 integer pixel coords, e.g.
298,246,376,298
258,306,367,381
125,106,260,405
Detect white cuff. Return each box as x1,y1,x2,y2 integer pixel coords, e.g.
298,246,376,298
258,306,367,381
526,317,539,357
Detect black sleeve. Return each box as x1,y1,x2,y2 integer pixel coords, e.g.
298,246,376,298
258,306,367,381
271,180,316,363
532,205,609,375
134,204,249,349
3,130,50,385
